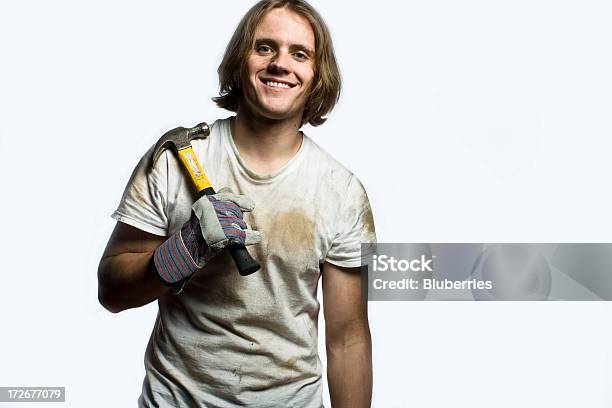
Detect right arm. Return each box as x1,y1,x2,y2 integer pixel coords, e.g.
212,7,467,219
98,190,262,313
97,222,169,313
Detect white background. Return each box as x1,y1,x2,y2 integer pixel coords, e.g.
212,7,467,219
1,0,612,407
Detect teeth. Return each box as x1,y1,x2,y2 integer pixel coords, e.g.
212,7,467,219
265,81,291,89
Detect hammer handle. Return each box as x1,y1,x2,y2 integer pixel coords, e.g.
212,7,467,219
177,147,213,192
177,146,261,276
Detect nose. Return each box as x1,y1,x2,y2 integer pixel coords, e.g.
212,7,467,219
268,50,290,74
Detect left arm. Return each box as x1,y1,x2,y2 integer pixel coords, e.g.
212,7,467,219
322,261,372,408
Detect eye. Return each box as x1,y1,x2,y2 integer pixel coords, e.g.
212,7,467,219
256,44,273,54
293,51,308,61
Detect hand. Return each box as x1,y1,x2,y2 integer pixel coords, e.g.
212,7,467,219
192,188,262,250
153,188,261,287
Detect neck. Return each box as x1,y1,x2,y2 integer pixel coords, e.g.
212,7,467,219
231,106,303,164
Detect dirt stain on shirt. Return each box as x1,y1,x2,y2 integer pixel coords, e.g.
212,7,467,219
232,366,243,384
285,357,298,369
361,204,375,239
266,209,315,260
132,180,148,206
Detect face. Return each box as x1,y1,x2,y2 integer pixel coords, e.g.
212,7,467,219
240,7,316,125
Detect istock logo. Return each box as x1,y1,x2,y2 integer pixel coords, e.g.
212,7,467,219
372,254,435,272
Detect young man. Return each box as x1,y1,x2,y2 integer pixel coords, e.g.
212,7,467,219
98,1,375,407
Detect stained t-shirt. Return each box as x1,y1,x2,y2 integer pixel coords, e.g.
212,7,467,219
112,117,376,408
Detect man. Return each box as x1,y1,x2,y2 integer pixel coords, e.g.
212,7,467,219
98,1,375,407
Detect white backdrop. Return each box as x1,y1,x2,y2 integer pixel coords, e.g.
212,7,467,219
1,0,612,407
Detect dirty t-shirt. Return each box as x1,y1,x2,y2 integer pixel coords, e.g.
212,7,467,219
112,117,376,408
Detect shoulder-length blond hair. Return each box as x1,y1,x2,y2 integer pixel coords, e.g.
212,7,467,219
212,0,341,127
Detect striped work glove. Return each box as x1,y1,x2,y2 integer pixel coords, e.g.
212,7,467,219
152,188,262,288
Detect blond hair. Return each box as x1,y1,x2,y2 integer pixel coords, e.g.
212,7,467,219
213,0,341,126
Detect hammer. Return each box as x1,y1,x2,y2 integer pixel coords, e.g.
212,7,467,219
151,122,261,276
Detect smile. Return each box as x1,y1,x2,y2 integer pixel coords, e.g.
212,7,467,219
260,79,296,89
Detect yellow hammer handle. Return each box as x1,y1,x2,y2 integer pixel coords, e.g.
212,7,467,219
177,146,212,192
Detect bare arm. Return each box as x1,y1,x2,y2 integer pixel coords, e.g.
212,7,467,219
97,222,169,313
322,261,372,408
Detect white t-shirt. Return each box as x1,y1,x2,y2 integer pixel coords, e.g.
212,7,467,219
112,117,376,408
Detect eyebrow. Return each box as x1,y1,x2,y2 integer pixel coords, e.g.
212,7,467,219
255,38,315,57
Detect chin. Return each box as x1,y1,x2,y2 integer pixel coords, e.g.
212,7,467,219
258,105,299,121
243,94,303,122
259,112,296,122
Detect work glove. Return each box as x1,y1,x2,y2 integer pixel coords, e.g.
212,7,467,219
152,188,262,288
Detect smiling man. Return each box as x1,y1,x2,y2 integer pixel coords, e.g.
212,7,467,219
98,1,375,407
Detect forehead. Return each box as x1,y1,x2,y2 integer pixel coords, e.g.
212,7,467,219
255,7,315,49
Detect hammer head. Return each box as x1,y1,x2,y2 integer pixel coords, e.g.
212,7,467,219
151,122,210,169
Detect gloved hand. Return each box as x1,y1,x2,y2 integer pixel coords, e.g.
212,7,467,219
153,188,262,287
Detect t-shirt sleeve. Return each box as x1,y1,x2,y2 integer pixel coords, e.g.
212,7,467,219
325,175,377,268
111,144,169,236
